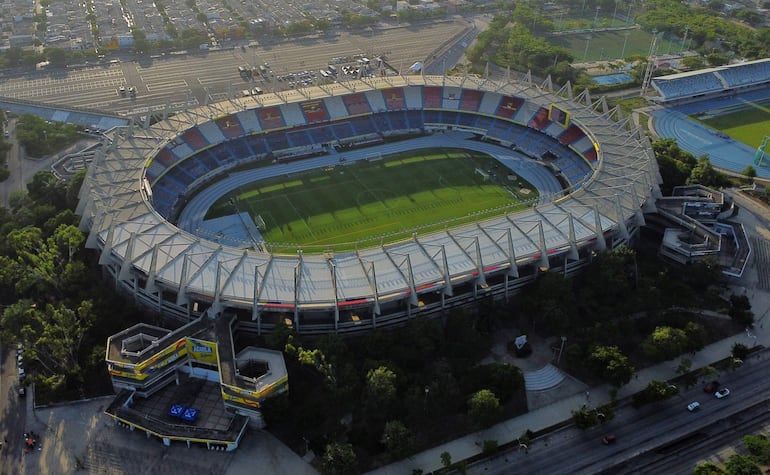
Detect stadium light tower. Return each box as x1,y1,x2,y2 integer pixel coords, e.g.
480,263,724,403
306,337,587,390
681,25,690,51
641,29,660,97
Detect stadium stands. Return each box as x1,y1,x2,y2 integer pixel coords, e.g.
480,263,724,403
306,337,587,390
382,88,406,110
342,93,373,116
216,115,244,139
459,89,483,112
652,72,726,101
529,107,551,130
512,99,539,124
323,96,350,119
403,86,422,108
236,110,262,133
715,59,770,88
300,100,328,123
495,95,524,120
281,103,306,126
558,124,586,146
181,127,209,151
422,86,443,108
257,107,285,130
197,121,226,145
154,147,177,167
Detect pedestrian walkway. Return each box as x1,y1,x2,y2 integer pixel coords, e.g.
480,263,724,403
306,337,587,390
368,189,770,475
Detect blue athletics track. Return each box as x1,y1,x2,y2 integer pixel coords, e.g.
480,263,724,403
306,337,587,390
650,87,770,179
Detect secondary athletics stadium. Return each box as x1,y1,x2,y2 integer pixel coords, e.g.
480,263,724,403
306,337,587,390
79,74,661,334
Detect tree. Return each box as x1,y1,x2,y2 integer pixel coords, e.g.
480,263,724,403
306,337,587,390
320,442,357,475
732,342,750,361
381,420,415,458
588,345,635,387
440,451,452,468
467,389,500,428
693,462,727,475
728,294,754,326
724,453,761,475
44,47,67,68
688,156,729,188
742,165,757,178
366,366,397,410
572,405,600,429
742,434,770,465
642,326,689,362
681,56,705,70
632,380,679,408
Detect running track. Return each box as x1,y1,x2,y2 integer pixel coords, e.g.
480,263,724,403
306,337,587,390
651,89,770,179
176,132,567,237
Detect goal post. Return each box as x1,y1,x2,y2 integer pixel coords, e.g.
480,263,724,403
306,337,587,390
254,214,266,230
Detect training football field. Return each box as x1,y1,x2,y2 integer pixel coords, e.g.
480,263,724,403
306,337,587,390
697,98,770,149
206,148,538,251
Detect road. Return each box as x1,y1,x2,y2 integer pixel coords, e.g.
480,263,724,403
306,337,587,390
0,20,473,117
0,344,28,473
470,353,770,475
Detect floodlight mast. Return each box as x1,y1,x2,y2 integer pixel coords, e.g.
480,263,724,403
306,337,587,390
641,30,660,97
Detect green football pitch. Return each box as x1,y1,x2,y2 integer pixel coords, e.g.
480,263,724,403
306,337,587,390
696,99,770,149
206,148,539,252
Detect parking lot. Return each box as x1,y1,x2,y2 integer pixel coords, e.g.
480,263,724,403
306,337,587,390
0,20,472,116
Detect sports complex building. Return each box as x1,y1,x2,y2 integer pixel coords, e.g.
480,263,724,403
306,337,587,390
79,74,663,335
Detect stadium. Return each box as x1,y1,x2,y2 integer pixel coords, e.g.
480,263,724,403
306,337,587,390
79,74,661,335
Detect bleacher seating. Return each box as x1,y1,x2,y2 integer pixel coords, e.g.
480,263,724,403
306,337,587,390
257,107,285,130
349,116,377,135
331,122,356,139
265,132,290,151
513,100,539,124
459,90,483,112
388,111,408,130
716,59,770,88
154,147,177,167
406,110,423,129
180,127,209,151
236,110,262,133
382,88,406,110
651,72,724,100
342,93,373,115
147,87,599,223
197,121,225,145
287,130,313,148
558,124,586,146
323,96,350,119
308,125,335,144
478,92,501,115
582,146,598,162
281,103,306,126
529,107,551,130
300,100,328,123
495,95,524,120
475,116,495,132
403,86,422,108
422,86,443,108
216,115,244,139
209,143,236,166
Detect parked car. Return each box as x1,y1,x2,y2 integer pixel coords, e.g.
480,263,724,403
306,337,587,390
687,401,701,412
703,381,720,393
18,385,26,397
602,434,617,445
715,388,731,399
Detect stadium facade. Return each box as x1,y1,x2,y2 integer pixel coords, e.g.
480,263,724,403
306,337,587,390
79,74,662,334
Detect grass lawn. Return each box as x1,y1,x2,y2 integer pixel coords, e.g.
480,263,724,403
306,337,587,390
549,28,683,63
206,148,537,252
697,100,770,149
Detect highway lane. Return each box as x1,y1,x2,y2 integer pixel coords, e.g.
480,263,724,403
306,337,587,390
470,355,770,475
